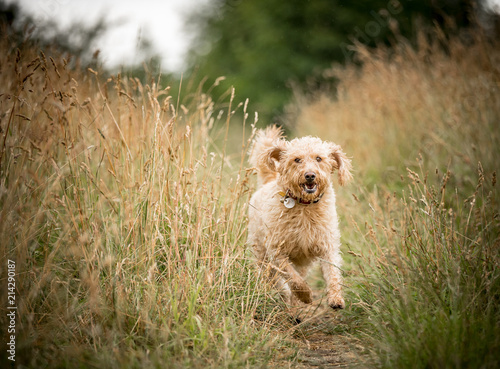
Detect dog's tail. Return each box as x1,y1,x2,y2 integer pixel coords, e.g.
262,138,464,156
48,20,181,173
249,125,284,185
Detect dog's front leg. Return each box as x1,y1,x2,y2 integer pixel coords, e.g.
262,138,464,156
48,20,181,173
321,252,345,309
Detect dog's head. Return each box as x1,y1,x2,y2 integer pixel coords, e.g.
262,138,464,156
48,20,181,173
267,136,352,200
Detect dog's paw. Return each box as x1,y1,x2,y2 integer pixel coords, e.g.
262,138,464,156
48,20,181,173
327,295,345,310
289,281,313,304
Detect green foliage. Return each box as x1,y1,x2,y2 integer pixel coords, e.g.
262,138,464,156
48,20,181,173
188,0,474,122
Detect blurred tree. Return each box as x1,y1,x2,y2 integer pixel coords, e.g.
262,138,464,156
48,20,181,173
0,0,175,86
188,0,476,124
0,0,107,69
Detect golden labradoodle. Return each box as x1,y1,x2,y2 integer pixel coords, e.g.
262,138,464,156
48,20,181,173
247,126,352,309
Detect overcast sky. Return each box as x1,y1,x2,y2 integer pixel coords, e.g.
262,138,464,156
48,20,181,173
11,0,210,73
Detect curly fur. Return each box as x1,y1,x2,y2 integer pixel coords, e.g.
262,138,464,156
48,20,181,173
247,125,352,309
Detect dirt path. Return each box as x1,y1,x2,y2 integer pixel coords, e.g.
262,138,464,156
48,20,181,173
292,308,358,368
270,299,360,368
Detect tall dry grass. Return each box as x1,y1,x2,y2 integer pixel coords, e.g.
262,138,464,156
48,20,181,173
353,161,500,368
0,37,289,368
2,25,499,369
289,29,500,367
293,31,499,189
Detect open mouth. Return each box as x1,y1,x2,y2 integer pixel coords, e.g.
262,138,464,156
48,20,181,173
302,183,318,194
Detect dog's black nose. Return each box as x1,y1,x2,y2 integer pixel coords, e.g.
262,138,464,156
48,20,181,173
305,172,316,183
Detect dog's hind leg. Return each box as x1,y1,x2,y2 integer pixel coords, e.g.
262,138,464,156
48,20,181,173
277,259,313,305
263,257,313,304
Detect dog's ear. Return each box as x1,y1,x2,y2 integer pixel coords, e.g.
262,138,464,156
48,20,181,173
329,144,353,186
266,140,286,171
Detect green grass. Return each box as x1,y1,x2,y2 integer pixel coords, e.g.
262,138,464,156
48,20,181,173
292,28,500,368
344,163,499,368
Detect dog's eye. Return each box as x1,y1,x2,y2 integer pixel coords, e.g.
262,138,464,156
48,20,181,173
294,158,301,163
316,156,322,162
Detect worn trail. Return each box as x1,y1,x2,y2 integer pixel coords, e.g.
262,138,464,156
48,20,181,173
270,294,361,368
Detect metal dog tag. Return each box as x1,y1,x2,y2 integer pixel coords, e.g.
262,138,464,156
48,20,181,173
283,197,295,209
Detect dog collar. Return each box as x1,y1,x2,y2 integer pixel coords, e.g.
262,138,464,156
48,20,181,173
278,189,324,208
